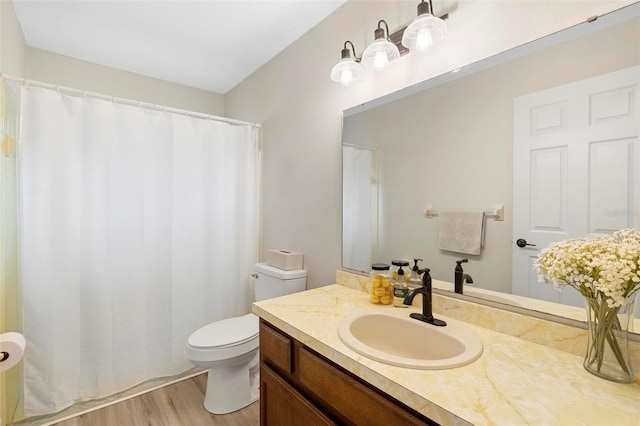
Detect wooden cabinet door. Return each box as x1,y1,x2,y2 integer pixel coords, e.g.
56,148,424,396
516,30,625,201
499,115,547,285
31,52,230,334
260,364,335,426
297,347,434,426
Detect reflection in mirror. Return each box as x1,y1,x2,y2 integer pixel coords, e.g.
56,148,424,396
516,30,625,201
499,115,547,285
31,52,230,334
342,145,378,272
342,4,640,329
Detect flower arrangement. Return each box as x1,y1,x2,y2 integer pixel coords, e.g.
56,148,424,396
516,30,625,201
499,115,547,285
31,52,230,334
535,228,640,305
534,228,640,382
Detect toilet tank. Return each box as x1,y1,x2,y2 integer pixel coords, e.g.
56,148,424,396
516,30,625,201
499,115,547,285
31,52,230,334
254,262,307,302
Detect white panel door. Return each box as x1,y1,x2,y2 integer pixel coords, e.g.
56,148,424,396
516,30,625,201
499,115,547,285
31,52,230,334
513,66,640,306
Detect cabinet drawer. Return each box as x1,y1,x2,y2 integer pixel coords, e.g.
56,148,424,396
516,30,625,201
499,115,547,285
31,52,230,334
260,320,293,374
298,347,434,426
261,364,335,426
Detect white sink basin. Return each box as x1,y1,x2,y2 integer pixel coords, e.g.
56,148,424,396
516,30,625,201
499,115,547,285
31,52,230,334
338,309,483,370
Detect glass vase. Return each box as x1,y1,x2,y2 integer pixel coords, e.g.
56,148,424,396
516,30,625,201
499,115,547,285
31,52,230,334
583,294,636,383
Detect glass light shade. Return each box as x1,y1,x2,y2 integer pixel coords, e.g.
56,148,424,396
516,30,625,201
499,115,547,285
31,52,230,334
330,58,364,87
402,13,447,54
361,39,400,72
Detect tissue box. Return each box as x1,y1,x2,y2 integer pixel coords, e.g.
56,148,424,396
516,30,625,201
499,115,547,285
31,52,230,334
266,249,304,270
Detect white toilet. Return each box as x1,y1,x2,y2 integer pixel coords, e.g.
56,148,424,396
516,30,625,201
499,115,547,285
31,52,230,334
186,262,307,414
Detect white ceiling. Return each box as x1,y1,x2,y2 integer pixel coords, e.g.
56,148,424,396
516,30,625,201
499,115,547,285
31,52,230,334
12,0,346,94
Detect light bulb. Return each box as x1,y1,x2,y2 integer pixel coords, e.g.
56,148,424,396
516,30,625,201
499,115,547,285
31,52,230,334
340,68,355,87
401,4,448,55
415,29,433,53
330,52,363,87
372,50,389,71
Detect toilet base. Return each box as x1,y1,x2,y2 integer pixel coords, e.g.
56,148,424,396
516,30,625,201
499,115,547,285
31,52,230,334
203,353,260,414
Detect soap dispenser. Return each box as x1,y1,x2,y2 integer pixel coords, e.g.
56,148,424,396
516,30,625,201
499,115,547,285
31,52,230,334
392,260,410,307
408,258,424,288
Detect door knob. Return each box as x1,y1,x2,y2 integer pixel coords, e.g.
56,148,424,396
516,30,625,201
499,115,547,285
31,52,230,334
516,238,536,248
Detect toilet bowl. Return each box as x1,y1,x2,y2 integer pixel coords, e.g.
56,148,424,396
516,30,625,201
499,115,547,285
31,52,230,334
186,262,307,414
186,313,260,414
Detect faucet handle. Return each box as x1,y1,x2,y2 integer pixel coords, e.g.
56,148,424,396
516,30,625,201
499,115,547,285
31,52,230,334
455,258,468,266
420,268,431,287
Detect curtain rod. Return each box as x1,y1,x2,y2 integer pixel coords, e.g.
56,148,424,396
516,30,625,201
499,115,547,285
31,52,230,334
0,74,261,129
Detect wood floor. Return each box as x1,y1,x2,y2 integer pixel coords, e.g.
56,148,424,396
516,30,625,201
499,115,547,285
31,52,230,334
51,374,260,426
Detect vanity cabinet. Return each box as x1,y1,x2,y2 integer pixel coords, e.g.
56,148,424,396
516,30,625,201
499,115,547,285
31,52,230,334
259,320,437,426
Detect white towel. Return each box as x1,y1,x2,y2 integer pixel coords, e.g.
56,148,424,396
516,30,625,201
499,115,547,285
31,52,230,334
438,210,485,255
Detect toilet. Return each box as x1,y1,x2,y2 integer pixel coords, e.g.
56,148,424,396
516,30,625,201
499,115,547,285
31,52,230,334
186,262,307,414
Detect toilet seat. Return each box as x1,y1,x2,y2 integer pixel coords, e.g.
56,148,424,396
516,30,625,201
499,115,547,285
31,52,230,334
186,313,259,364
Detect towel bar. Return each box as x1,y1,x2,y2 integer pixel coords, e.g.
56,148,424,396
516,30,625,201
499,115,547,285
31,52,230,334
424,204,504,221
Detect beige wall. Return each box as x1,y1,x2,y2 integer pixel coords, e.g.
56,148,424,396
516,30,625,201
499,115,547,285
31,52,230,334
2,1,224,117
0,1,26,424
0,83,20,426
27,48,225,116
225,0,638,289
0,0,27,77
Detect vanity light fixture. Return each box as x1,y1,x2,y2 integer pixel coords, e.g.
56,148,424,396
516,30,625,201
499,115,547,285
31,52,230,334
330,41,364,87
361,20,400,72
402,0,448,54
331,7,446,86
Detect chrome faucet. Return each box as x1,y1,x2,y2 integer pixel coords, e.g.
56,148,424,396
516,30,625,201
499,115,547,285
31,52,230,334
403,268,447,327
454,258,474,294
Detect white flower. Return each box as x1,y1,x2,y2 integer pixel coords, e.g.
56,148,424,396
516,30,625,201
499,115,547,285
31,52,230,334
533,229,640,308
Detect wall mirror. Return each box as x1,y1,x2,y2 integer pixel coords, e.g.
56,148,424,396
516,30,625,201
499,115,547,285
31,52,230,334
342,3,640,330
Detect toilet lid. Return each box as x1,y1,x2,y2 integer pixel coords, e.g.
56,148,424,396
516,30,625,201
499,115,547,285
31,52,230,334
188,313,259,349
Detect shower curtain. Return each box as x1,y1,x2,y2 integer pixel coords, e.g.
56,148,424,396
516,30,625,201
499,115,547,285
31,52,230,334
342,146,377,273
18,86,260,416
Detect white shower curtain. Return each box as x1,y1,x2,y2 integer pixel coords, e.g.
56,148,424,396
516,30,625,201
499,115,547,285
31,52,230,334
342,146,377,273
19,86,260,416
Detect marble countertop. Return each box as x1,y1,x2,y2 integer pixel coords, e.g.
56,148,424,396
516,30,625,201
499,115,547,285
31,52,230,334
253,284,640,426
